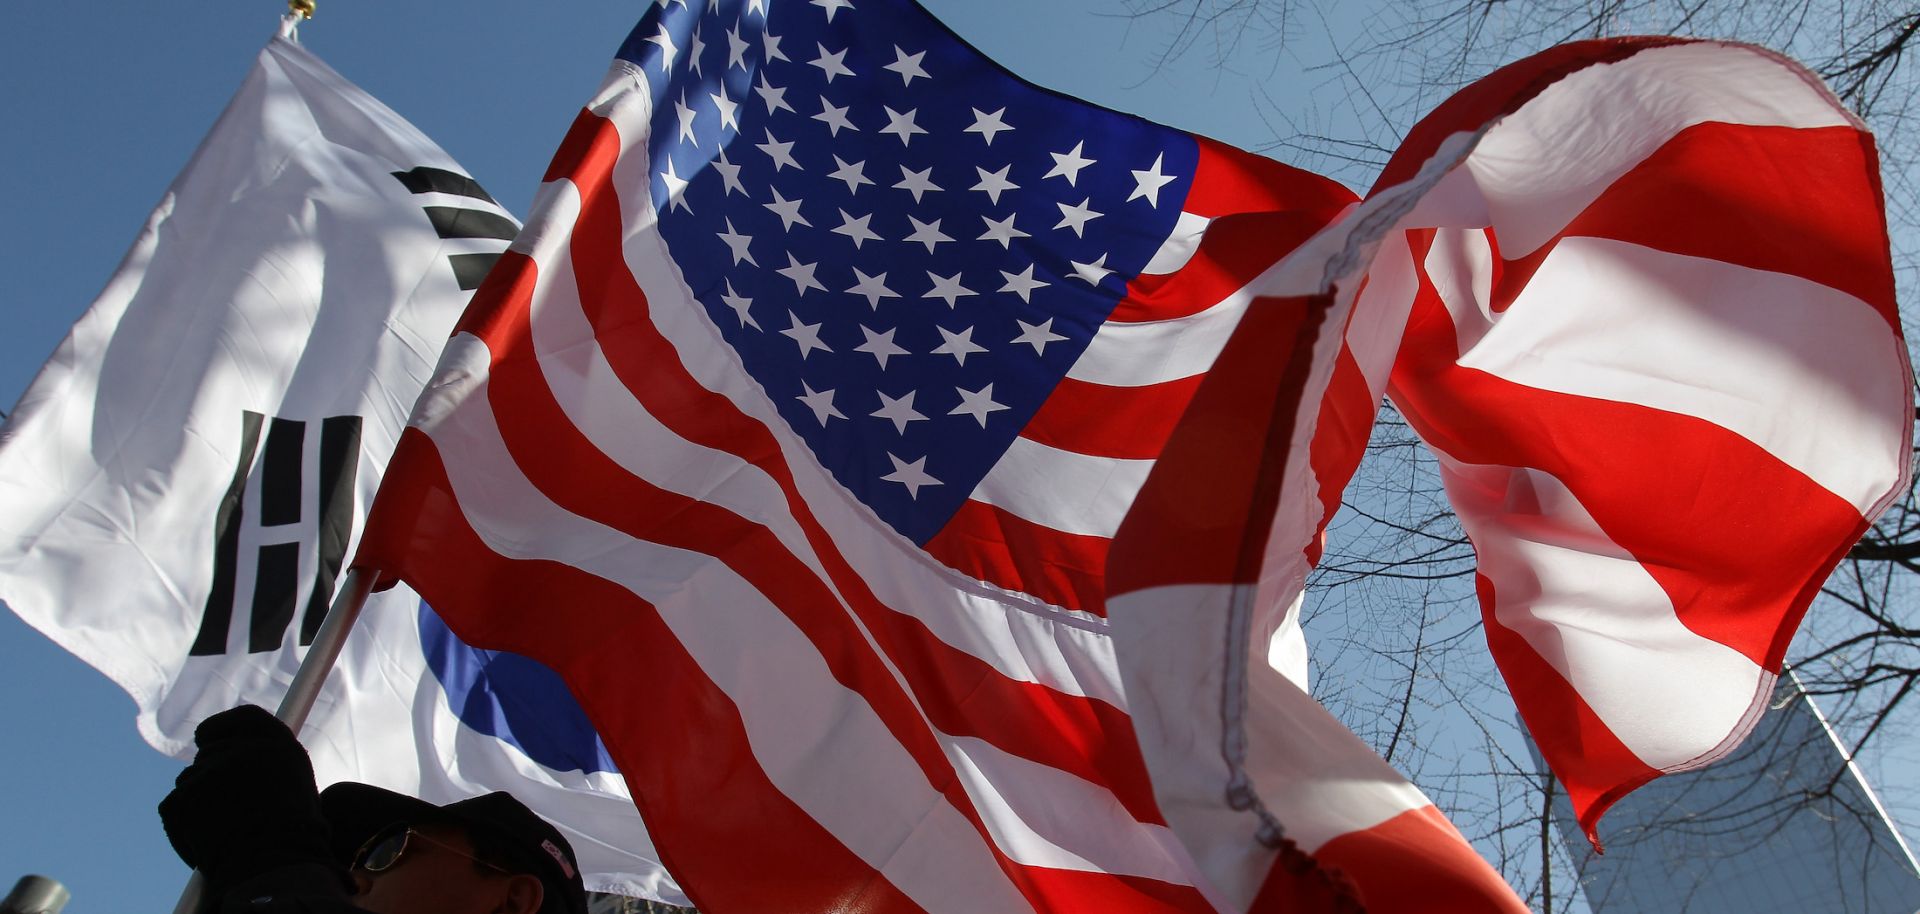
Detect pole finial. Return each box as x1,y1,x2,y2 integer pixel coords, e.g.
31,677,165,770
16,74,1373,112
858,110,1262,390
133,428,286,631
289,0,315,19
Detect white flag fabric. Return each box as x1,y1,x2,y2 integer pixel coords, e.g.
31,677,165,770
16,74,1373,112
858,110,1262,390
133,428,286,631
0,18,684,905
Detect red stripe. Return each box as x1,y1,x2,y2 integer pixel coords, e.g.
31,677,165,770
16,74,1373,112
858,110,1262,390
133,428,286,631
1018,866,1217,914
1291,805,1529,914
1477,573,1662,843
1304,338,1376,567
1107,293,1330,595
1114,210,1338,323
922,499,1110,616
1020,375,1202,460
542,108,613,185
1491,122,1897,327
1184,135,1355,221
1243,838,1365,914
359,432,930,914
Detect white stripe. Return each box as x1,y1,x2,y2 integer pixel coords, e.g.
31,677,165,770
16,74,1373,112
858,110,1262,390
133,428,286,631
1066,287,1252,387
939,733,1203,885
1443,42,1854,257
972,437,1154,539
1141,211,1211,275
1450,236,1905,506
1436,458,1768,770
417,334,1035,914
1421,227,1497,355
1345,230,1419,399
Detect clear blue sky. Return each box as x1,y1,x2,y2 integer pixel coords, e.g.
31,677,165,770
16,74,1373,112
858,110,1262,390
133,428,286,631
0,2,1342,910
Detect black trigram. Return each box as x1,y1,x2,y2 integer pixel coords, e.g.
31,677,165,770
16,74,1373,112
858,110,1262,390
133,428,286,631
392,165,516,290
190,412,362,656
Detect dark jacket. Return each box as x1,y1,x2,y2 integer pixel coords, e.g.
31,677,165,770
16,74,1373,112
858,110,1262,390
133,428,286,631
158,706,360,914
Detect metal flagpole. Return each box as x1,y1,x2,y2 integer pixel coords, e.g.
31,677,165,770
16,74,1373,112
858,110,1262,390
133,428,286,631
169,567,377,914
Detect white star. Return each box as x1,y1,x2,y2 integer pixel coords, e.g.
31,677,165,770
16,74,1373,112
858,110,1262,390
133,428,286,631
746,0,767,14
710,88,741,132
884,46,929,85
893,165,941,203
832,209,881,248
924,271,975,308
854,325,910,369
810,44,854,83
776,254,826,296
754,72,794,115
880,453,942,499
1129,152,1178,207
878,107,926,146
950,383,1010,427
965,107,1012,145
1054,198,1102,237
717,218,755,265
689,27,707,77
828,155,874,193
756,129,800,171
1070,253,1114,285
813,97,857,136
811,0,854,21
903,216,953,252
970,165,1018,205
796,382,846,425
846,268,899,309
645,25,679,70
674,94,699,145
762,188,810,230
713,147,746,196
726,24,751,71
720,279,758,329
871,390,928,434
762,30,789,62
658,158,692,213
1044,140,1096,185
998,263,1049,302
780,311,832,358
930,325,986,365
1011,317,1069,355
978,213,1029,249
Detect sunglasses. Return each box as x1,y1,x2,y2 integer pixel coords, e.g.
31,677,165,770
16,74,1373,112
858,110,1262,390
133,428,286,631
352,825,513,876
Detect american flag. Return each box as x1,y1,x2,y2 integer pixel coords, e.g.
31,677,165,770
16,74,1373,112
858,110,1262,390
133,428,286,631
354,3,1906,911
356,0,1440,909
1365,38,1912,843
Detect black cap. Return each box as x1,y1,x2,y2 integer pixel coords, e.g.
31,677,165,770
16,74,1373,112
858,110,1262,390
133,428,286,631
320,783,588,914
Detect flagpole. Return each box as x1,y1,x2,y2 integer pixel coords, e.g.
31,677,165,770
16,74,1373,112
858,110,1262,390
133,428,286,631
169,566,377,914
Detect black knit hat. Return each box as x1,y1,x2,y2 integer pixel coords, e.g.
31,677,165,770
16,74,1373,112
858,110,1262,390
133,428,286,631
320,783,588,914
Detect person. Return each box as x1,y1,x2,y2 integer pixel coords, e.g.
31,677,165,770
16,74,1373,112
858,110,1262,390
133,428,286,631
159,705,588,914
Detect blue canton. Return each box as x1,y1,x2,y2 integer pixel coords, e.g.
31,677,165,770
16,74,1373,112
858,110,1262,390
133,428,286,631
617,0,1197,544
